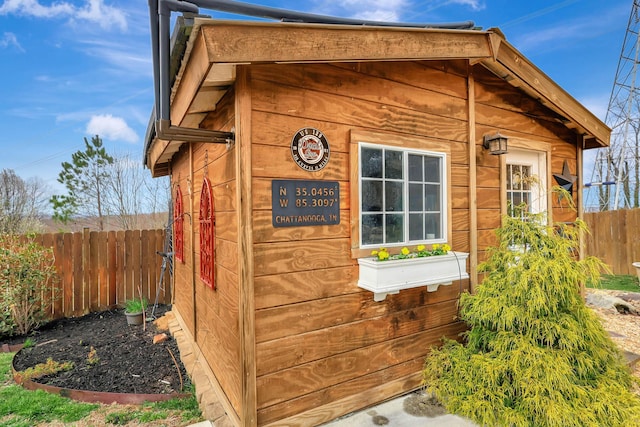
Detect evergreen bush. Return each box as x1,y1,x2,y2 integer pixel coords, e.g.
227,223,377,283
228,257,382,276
423,214,640,426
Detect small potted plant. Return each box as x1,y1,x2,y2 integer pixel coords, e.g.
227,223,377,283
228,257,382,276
124,298,147,326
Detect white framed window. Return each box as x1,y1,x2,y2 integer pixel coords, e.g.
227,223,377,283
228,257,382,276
359,142,447,248
506,148,547,218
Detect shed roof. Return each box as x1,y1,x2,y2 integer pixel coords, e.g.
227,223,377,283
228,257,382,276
145,19,610,176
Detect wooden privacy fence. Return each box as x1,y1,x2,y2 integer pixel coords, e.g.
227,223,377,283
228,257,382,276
584,209,640,276
30,229,171,319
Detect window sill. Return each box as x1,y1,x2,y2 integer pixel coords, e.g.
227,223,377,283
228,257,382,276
357,252,470,301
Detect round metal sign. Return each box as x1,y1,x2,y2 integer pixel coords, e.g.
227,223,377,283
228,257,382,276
290,127,330,171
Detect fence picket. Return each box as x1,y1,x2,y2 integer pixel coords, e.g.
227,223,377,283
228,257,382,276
141,229,150,303
62,233,73,318
132,230,142,302
53,233,65,318
116,231,125,306
124,230,134,303
89,231,100,310
108,231,117,306
72,232,83,315
82,228,91,314
97,231,108,309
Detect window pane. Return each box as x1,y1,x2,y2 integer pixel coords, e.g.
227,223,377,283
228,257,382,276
362,180,383,212
507,165,513,190
408,154,423,181
362,214,383,245
513,166,522,190
409,213,424,240
385,181,403,211
385,150,403,179
361,147,382,178
425,213,441,239
409,183,423,211
385,214,404,243
522,166,531,190
425,184,440,211
512,192,522,207
359,144,446,248
424,157,440,182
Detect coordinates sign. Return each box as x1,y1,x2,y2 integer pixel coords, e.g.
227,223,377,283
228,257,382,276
272,180,340,227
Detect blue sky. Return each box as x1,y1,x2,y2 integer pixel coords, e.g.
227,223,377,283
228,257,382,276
0,0,632,194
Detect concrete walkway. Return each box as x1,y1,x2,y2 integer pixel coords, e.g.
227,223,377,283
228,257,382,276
187,392,476,427
320,392,476,427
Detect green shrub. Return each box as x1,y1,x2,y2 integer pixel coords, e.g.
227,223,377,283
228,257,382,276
0,307,13,336
423,215,640,426
0,233,58,336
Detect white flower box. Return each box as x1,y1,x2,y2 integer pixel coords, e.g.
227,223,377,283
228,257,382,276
357,252,470,301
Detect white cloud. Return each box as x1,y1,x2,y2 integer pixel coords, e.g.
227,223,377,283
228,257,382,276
0,0,127,31
79,38,151,76
86,114,139,144
446,0,484,11
0,31,23,51
75,0,127,31
338,0,407,9
317,0,408,22
321,0,484,23
0,0,74,18
511,4,626,54
355,9,401,22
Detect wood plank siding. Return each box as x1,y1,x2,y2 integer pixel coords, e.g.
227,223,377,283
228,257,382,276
169,87,243,420
141,19,611,427
246,62,470,425
472,65,578,266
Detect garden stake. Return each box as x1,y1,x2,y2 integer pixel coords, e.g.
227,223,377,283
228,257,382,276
167,347,183,391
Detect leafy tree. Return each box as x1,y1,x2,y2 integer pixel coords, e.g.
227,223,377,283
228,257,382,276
0,169,48,234
423,214,640,426
50,135,114,230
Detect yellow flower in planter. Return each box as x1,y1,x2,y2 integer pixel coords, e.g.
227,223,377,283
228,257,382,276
371,248,390,261
371,244,451,261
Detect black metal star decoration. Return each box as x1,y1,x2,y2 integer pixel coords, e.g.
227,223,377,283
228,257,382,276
553,159,577,198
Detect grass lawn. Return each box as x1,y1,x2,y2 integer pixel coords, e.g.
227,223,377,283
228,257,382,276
0,352,98,426
588,274,640,292
0,352,202,426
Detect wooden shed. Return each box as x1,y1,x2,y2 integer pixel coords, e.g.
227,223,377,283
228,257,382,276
144,15,609,427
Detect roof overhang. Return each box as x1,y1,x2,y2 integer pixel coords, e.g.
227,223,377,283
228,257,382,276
145,19,610,176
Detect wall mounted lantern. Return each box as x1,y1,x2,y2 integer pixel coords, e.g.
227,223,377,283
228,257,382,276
483,132,508,155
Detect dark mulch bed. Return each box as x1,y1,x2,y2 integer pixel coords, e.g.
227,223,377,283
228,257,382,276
7,306,190,395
